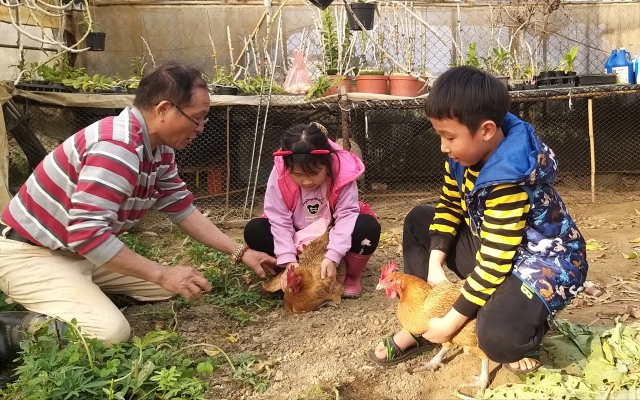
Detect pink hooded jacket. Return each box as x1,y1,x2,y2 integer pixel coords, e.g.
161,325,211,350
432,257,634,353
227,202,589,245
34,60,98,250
264,139,372,265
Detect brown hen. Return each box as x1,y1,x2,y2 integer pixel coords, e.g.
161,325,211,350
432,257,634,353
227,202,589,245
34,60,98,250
262,231,346,313
376,261,490,393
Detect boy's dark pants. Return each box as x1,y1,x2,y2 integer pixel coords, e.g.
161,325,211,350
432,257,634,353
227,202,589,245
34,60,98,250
244,214,381,257
403,205,549,363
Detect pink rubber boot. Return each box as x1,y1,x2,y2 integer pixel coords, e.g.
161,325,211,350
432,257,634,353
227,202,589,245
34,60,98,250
343,252,372,298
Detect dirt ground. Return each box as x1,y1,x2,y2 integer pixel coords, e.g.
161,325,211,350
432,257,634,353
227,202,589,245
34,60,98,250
126,191,640,400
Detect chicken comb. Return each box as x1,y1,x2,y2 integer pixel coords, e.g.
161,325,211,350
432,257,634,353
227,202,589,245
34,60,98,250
380,261,398,280
286,265,297,286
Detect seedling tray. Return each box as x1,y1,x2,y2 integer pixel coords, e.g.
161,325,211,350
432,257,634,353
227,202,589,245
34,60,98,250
577,74,617,86
16,82,75,93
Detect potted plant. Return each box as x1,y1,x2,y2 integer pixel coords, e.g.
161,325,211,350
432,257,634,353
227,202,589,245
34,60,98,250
124,55,146,94
388,17,426,97
306,75,344,100
210,66,238,95
354,31,387,94
559,46,579,85
320,7,354,96
77,17,106,51
346,0,376,31
482,45,511,87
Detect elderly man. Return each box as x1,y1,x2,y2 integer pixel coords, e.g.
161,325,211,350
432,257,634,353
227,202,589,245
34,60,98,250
0,63,276,359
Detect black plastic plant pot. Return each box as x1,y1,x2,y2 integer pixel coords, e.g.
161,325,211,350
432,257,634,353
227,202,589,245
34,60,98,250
537,71,550,79
85,32,106,51
216,86,238,95
308,0,334,9
347,3,376,31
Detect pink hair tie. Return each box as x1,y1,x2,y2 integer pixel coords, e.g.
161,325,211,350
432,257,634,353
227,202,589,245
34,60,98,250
272,149,331,156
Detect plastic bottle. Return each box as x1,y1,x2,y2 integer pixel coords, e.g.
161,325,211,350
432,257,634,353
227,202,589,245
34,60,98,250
635,54,640,85
605,49,617,74
611,47,634,84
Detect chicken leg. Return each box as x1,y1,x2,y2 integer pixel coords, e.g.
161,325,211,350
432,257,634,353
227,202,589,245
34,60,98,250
458,358,490,394
413,344,451,372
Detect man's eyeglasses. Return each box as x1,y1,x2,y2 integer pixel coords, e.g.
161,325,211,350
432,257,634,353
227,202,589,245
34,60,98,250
171,102,209,127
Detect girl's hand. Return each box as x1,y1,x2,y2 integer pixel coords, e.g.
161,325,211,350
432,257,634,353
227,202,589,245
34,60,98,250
321,258,337,293
280,262,299,291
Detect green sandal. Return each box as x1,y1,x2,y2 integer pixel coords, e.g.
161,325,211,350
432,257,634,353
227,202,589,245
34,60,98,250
502,347,543,374
368,332,438,367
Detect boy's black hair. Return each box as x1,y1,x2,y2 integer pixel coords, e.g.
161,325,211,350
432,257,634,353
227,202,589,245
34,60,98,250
425,66,510,133
281,123,338,193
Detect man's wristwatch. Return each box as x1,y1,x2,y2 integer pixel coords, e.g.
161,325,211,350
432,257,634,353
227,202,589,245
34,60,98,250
230,244,249,264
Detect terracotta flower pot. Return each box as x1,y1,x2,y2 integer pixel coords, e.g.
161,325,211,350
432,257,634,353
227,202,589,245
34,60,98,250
388,75,427,97
324,75,352,96
355,75,388,95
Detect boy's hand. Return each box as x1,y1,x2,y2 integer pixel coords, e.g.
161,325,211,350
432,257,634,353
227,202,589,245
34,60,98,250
321,258,337,293
422,308,468,343
427,250,448,286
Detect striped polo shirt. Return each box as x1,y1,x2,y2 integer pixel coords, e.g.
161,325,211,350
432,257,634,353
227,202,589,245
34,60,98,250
429,160,530,317
1,107,194,266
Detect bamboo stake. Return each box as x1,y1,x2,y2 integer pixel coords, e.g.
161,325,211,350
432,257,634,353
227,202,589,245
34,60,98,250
227,26,235,74
588,98,596,203
226,105,231,212
234,11,267,67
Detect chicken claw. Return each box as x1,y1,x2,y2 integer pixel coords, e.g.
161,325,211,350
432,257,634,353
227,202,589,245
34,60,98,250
413,346,450,372
458,358,490,395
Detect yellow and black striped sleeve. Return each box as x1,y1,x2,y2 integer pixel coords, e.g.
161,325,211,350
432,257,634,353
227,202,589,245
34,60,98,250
429,160,464,253
453,183,531,318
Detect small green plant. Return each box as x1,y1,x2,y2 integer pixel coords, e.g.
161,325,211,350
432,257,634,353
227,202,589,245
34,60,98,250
62,73,115,92
320,8,352,75
182,241,277,322
559,46,579,73
305,75,344,100
483,46,511,76
230,353,271,393
451,42,482,69
36,56,85,84
1,322,213,399
77,16,101,33
119,232,163,260
233,77,285,95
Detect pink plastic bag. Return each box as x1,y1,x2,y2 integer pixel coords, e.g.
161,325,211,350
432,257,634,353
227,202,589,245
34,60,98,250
284,50,312,94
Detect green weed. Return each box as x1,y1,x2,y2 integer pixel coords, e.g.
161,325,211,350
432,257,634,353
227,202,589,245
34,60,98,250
230,353,271,393
1,321,214,400
182,241,277,323
119,232,163,261
0,291,16,311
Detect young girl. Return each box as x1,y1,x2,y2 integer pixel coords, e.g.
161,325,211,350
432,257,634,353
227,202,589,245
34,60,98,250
244,122,381,297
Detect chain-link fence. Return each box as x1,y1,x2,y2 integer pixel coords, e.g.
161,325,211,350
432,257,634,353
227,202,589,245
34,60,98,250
75,1,640,82
3,1,640,229
4,85,640,232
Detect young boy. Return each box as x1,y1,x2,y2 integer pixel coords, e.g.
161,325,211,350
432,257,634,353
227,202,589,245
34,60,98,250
371,66,588,374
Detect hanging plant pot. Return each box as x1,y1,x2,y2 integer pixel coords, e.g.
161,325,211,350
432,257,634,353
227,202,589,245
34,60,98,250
308,0,334,9
347,3,376,31
85,32,106,51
